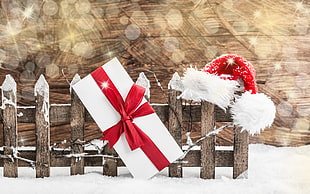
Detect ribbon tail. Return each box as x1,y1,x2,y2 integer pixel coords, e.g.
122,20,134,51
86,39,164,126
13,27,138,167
101,122,123,148
141,136,170,171
124,122,149,151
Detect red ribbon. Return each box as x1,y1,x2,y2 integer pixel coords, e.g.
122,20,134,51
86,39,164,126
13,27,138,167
91,67,170,171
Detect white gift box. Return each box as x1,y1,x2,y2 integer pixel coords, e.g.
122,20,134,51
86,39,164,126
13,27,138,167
72,58,183,179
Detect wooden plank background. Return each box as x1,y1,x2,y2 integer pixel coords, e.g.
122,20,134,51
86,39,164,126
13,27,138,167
0,0,309,146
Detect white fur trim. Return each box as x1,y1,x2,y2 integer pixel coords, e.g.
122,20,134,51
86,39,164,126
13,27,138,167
230,92,276,135
179,68,238,110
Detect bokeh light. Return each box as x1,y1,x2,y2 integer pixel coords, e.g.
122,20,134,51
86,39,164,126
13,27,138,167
36,53,51,68
46,63,60,78
20,70,36,85
277,101,293,118
25,61,36,72
164,37,179,52
232,21,249,34
75,0,91,15
293,118,310,131
72,42,94,58
120,16,129,25
166,9,183,30
125,24,141,40
204,18,220,34
171,49,185,63
43,0,58,16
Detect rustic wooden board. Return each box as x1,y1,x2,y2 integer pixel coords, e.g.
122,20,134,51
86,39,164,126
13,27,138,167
35,76,50,178
168,89,183,177
2,79,18,177
0,0,309,147
70,87,85,175
0,150,233,168
200,101,215,179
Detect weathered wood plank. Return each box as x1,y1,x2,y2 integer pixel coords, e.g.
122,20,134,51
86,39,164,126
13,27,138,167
233,127,249,179
0,150,233,168
2,75,18,177
35,75,50,178
182,150,234,167
168,86,183,177
102,144,118,176
70,75,85,175
200,101,216,179
11,104,231,123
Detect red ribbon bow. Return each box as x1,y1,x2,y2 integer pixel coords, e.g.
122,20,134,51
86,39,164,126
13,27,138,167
91,67,170,171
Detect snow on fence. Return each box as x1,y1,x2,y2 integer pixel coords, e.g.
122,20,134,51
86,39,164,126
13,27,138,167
0,74,249,179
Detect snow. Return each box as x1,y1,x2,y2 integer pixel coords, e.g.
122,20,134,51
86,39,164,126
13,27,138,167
70,74,81,93
1,74,17,109
0,144,309,194
168,72,183,91
1,74,16,93
34,75,49,123
135,72,150,99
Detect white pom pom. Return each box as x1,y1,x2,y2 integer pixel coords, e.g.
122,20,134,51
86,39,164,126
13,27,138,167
179,68,238,110
230,92,276,135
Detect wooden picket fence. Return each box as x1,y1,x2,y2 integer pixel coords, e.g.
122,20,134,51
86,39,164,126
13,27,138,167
0,73,248,179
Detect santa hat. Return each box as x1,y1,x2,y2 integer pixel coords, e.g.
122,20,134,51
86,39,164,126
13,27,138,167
177,54,276,135
204,54,276,135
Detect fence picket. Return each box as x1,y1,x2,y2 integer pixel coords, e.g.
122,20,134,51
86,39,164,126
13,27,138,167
200,101,216,179
168,73,183,177
102,144,118,176
2,75,18,177
70,74,85,175
35,75,50,178
233,127,249,179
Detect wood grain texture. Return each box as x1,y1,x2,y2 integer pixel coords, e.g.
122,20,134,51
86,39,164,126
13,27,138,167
102,144,118,177
2,85,18,177
0,150,233,168
0,0,309,147
168,89,183,177
200,101,215,179
70,89,85,175
233,127,249,179
35,77,50,178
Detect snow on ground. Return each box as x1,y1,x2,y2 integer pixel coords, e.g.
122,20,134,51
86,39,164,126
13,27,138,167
0,144,309,194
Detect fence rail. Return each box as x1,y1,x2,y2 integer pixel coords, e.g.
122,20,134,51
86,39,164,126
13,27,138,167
0,73,248,179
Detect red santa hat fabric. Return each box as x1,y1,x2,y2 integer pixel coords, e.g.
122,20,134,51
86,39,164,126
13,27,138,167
203,54,258,94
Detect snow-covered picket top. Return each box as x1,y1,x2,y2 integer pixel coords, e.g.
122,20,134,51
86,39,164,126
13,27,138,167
1,73,249,179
